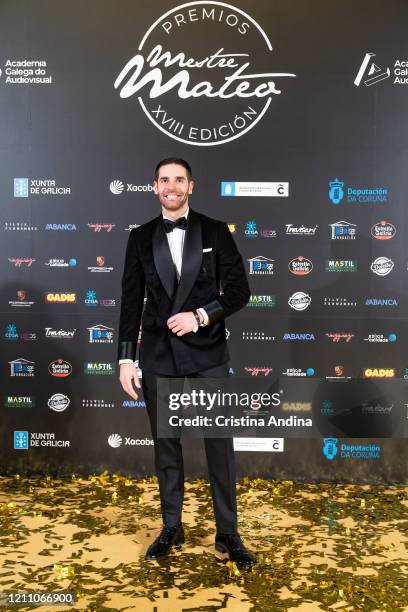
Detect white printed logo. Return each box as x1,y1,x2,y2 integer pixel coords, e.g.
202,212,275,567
47,394,70,412
114,1,296,146
110,180,125,194
354,52,390,87
288,292,311,311
108,434,123,448
370,257,394,276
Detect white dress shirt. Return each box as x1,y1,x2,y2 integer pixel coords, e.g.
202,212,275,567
163,208,188,280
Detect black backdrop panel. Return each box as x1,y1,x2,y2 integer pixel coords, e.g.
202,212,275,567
1,0,407,482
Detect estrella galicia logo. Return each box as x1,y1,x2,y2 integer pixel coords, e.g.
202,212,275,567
329,179,344,205
14,431,29,449
323,437,338,460
14,178,29,198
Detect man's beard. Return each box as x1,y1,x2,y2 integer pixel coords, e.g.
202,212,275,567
159,192,188,211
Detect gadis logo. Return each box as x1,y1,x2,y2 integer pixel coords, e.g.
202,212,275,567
114,1,296,146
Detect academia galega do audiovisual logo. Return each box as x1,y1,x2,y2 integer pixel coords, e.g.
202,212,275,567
114,1,296,146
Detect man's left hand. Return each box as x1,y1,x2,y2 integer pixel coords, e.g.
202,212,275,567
167,311,200,336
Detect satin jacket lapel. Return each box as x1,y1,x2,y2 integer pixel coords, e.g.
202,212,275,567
171,209,202,315
152,216,177,300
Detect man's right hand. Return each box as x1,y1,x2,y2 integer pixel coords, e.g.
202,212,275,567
119,363,141,400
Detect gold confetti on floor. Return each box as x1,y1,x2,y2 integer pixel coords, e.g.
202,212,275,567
0,473,406,611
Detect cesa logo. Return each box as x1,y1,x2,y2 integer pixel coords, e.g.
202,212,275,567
114,1,296,146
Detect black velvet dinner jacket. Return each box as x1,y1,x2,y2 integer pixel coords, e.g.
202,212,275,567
117,208,250,375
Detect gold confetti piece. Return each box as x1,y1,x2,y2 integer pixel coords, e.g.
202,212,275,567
226,561,241,577
53,563,75,580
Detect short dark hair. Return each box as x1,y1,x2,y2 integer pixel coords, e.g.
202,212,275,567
154,158,192,181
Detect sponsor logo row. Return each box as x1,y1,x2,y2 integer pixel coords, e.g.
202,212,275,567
12,431,154,449
7,398,401,416
5,291,401,309
239,220,396,240
7,257,113,271
5,325,399,345
7,292,117,306
248,256,398,276
5,396,145,409
7,359,117,376
8,429,388,460
3,220,397,240
6,359,408,380
9,178,391,203
5,255,401,277
244,367,407,379
5,324,114,342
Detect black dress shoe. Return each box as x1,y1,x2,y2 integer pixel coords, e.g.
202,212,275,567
215,533,256,567
145,524,184,560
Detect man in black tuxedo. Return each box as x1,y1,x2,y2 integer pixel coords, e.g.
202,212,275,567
118,158,256,567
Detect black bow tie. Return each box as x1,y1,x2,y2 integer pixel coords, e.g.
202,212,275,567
163,217,188,233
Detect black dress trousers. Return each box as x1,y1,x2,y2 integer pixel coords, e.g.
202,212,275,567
142,362,238,534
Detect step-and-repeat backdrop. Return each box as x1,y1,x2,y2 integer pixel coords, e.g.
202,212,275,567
1,0,407,482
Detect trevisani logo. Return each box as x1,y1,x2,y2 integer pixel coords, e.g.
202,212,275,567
114,1,296,146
